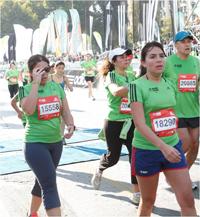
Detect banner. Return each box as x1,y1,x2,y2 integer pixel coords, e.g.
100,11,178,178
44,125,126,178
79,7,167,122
53,9,69,54
0,35,9,62
69,9,82,55
14,24,33,61
93,32,103,53
105,1,113,50
8,33,16,62
32,28,41,55
38,18,50,55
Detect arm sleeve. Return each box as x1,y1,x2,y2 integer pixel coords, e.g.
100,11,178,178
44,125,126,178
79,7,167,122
104,71,116,88
128,82,143,104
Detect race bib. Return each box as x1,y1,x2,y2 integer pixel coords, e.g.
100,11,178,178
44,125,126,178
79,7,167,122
149,108,178,137
120,97,131,114
38,96,61,120
178,74,197,92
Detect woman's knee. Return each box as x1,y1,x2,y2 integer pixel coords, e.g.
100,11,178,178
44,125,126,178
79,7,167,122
178,192,195,209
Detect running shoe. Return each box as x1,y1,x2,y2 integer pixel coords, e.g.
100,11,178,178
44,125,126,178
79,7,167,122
27,212,38,217
91,170,102,190
192,182,198,190
132,192,141,206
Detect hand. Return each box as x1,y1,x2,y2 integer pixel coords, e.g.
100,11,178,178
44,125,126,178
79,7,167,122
160,144,181,163
64,125,75,139
32,66,46,84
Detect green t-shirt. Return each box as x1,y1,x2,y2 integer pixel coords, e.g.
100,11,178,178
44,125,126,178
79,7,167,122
105,69,136,120
19,81,65,143
81,59,97,77
6,69,19,85
164,54,200,118
129,77,179,150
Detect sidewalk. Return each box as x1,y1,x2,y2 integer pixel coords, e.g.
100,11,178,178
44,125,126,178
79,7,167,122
0,79,199,217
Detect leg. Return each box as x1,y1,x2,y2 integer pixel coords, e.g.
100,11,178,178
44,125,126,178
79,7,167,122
125,122,139,194
24,142,62,217
164,169,197,216
187,127,199,168
30,179,42,214
177,128,190,153
87,81,93,98
99,121,124,171
136,174,159,216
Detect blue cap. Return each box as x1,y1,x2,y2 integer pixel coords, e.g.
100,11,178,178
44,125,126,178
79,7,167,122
174,31,193,43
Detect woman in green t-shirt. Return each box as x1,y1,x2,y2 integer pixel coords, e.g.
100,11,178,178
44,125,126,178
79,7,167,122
91,48,140,205
129,42,196,216
19,55,75,217
5,61,19,98
81,53,97,100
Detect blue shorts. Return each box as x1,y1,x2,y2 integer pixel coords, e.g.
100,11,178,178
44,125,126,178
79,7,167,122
131,140,188,177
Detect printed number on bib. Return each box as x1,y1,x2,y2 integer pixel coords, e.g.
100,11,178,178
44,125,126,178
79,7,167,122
38,96,60,120
149,108,178,137
178,74,197,92
120,97,131,114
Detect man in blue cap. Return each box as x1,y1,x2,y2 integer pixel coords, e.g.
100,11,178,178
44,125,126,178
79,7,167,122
164,30,200,190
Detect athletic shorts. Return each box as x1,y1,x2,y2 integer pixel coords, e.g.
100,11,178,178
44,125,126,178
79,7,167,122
131,140,188,177
178,117,199,128
85,76,95,82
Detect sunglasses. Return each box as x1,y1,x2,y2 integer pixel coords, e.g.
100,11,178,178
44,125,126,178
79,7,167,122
42,66,51,73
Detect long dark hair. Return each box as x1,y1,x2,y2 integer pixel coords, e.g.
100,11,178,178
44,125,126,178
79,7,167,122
99,56,117,77
139,41,166,77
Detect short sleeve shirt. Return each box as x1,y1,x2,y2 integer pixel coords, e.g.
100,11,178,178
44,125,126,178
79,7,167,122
164,54,200,118
105,69,136,120
19,81,65,143
129,77,179,150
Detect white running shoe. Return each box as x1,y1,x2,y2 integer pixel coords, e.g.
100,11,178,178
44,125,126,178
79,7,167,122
192,182,198,190
91,170,102,190
132,192,141,206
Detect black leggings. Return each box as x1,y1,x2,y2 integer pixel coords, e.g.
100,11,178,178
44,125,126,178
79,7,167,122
8,84,19,98
24,141,63,209
99,120,138,184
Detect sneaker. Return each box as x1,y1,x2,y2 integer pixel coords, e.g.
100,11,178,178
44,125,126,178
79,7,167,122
91,170,102,190
27,212,38,217
132,192,141,206
192,182,198,190
92,97,96,101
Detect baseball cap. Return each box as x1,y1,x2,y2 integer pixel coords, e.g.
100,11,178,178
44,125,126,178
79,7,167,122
108,48,132,62
55,60,65,67
174,31,193,43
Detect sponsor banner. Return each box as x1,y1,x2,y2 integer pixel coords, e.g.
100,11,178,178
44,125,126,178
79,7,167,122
65,70,98,88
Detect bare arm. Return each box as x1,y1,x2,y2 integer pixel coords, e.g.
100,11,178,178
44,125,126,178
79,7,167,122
108,83,128,97
61,97,74,139
64,75,73,91
11,94,23,119
131,101,181,163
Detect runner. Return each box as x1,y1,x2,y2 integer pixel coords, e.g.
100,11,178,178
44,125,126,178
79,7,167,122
5,61,19,98
50,60,73,91
19,62,31,86
19,54,75,217
164,31,200,190
129,41,196,216
50,60,73,145
81,53,97,101
11,92,26,127
91,48,140,205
